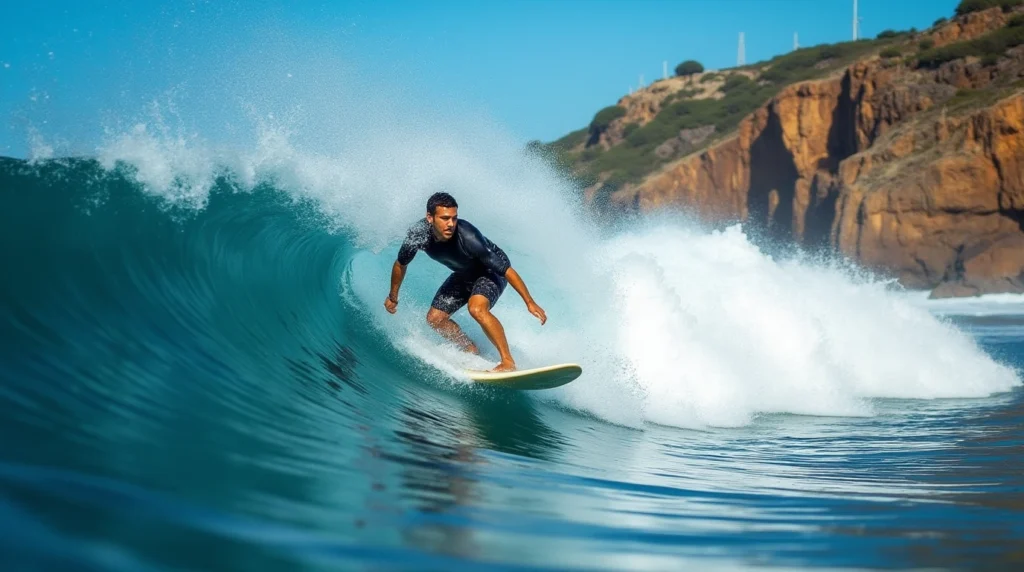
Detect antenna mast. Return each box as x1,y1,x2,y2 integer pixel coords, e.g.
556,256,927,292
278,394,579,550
738,32,745,66
853,0,859,40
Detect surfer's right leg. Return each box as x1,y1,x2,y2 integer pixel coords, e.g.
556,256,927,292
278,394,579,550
426,308,478,354
427,273,478,354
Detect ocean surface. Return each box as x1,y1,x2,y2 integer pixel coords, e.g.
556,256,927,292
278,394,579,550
1,151,1023,572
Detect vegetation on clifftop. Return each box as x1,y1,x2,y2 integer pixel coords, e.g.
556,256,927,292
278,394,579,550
541,1,1024,197
549,36,898,189
955,0,1023,16
588,106,626,136
917,16,1024,67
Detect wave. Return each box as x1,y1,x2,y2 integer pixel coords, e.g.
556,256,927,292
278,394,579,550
1,137,1019,436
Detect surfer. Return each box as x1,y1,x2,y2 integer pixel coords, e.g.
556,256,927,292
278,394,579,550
384,192,547,372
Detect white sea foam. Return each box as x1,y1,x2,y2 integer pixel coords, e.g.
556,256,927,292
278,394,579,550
902,290,1024,316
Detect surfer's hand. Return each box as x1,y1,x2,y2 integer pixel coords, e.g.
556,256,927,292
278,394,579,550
384,295,398,314
527,301,546,325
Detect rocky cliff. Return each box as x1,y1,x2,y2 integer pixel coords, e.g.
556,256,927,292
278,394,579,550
559,5,1024,298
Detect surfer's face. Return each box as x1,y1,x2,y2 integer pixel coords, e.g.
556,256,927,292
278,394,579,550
427,206,458,241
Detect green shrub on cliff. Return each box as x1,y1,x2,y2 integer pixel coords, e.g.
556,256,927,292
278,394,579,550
880,47,903,58
759,39,886,84
934,17,949,27
721,74,754,93
549,127,587,153
580,146,602,161
955,0,1023,16
916,23,1024,68
590,106,626,132
1010,13,1024,26
668,87,702,102
944,82,1021,113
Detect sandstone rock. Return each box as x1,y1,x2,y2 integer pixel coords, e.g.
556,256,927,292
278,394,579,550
930,234,1024,298
679,125,716,147
929,281,984,298
654,126,717,159
653,138,681,159
928,7,1009,49
935,59,993,89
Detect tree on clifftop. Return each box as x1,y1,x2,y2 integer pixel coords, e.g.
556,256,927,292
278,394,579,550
674,60,704,77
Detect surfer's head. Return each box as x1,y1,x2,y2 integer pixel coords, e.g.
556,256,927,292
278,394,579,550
426,192,458,241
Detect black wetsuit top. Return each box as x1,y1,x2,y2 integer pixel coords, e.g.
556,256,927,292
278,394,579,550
396,218,511,277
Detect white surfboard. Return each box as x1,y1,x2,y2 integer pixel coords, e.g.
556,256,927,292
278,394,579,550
464,363,582,390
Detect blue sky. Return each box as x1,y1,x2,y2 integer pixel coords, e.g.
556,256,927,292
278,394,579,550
2,0,960,157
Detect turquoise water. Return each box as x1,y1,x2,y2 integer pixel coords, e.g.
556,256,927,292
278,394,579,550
1,157,1023,571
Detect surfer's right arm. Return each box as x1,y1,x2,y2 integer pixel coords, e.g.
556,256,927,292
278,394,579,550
386,225,421,314
384,261,407,314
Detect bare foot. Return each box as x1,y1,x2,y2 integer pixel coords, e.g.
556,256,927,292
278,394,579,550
490,360,516,373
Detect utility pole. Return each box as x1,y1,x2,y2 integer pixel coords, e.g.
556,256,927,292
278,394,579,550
853,0,859,40
738,32,745,66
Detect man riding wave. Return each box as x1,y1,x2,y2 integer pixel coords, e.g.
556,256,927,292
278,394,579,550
384,192,546,372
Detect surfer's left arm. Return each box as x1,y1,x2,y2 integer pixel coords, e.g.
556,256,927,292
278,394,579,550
462,223,547,326
504,267,547,326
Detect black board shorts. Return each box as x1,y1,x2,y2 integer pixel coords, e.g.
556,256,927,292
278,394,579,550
431,270,507,315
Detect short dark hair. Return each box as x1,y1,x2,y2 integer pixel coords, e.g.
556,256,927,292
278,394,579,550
426,192,458,214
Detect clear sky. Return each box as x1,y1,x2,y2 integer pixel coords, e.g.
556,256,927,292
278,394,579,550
2,0,961,157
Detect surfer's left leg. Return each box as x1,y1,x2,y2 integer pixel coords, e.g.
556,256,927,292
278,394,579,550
467,273,514,372
467,295,515,372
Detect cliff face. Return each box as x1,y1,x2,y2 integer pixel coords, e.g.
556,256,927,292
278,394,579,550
602,8,1024,298
836,91,1024,296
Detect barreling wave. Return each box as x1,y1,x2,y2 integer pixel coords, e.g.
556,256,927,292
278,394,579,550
2,150,1021,441
0,156,404,448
